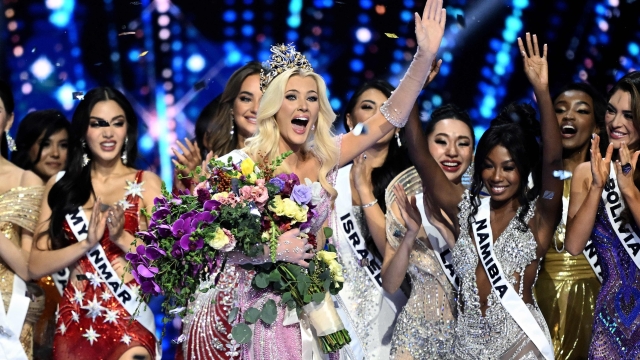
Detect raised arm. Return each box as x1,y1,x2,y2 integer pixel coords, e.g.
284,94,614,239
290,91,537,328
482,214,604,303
613,142,640,227
518,33,563,250
339,0,446,166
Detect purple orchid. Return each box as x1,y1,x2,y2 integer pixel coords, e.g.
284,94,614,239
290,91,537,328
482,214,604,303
152,207,171,222
137,264,159,278
171,242,184,258
157,224,172,238
179,236,204,251
145,245,166,260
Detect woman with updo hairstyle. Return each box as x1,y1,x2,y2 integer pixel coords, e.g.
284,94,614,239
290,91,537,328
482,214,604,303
382,103,474,359
566,71,640,358
403,34,562,359
29,87,163,359
534,82,606,360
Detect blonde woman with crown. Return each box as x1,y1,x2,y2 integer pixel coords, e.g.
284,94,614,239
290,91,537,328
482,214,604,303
188,1,448,358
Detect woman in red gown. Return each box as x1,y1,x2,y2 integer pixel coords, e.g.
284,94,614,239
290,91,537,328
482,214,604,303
29,87,163,360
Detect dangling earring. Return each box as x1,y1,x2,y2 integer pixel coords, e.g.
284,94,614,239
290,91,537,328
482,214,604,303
230,113,235,137
395,132,402,147
82,140,90,167
121,137,128,165
5,133,16,152
311,124,316,131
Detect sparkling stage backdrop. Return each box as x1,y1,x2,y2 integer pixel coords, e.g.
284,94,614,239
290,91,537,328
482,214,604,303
2,0,639,357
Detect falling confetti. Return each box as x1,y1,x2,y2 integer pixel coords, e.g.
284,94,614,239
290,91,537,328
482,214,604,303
542,191,555,200
553,170,572,180
31,48,36,53
193,80,207,91
139,51,149,57
457,14,466,28
118,31,136,36
385,33,399,39
352,123,368,136
72,91,84,100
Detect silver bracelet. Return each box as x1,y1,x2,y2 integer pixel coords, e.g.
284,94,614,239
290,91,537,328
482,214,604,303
379,101,408,128
361,199,378,208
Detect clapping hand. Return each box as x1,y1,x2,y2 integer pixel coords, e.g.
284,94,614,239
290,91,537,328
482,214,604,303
517,33,548,92
415,0,446,57
392,184,422,238
615,140,640,194
590,134,613,190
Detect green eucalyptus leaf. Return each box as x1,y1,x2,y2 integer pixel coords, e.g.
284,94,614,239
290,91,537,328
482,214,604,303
243,307,261,324
267,271,281,283
287,300,297,310
303,294,312,303
308,260,315,274
228,307,239,323
323,227,333,239
319,269,331,281
324,279,331,292
260,299,278,324
254,272,269,289
231,323,252,344
281,292,292,304
312,292,325,304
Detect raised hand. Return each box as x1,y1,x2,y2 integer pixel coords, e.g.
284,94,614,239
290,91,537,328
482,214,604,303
517,33,548,91
590,134,613,189
615,141,640,193
86,199,108,249
423,59,442,89
393,184,422,236
172,138,203,175
275,228,314,268
352,153,373,195
415,0,446,56
106,204,125,245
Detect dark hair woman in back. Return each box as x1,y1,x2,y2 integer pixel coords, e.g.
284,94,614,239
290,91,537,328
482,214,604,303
534,82,606,360
565,71,640,358
28,87,163,360
0,79,47,359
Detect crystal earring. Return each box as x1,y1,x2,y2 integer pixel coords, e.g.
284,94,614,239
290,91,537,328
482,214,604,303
5,133,16,152
121,137,128,165
311,124,316,131
82,140,90,167
230,114,235,137
395,132,402,147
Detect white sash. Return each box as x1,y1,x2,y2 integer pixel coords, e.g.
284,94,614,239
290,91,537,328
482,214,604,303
415,193,459,290
472,197,554,360
0,275,30,360
50,171,70,296
602,162,640,271
66,205,161,358
335,165,405,312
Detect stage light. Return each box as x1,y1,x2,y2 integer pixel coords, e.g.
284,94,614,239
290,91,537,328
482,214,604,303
390,63,402,74
355,28,372,43
156,0,170,13
13,46,23,57
513,0,529,8
242,25,254,37
159,29,170,40
186,54,206,72
432,94,442,107
287,30,299,42
223,10,237,23
400,10,412,23
243,10,254,21
172,41,182,51
21,83,32,95
55,83,77,111
140,134,154,153
158,15,170,27
30,57,54,80
128,49,141,62
359,0,372,9
628,43,639,56
357,14,369,24
350,59,364,72
225,50,241,66
45,0,64,10
330,98,341,110
288,0,302,28
4,8,14,18
48,0,75,28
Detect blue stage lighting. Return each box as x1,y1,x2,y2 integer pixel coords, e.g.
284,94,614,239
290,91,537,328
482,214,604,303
629,43,640,56
496,51,509,66
353,44,365,55
358,14,370,24
390,62,402,74
432,94,442,107
330,98,341,110
400,10,412,22
243,10,254,21
49,11,70,28
359,0,373,9
242,25,254,37
286,30,299,42
224,27,235,37
356,28,372,43
128,49,140,62
513,0,529,9
440,63,450,76
287,15,301,28
393,50,404,61
172,56,183,70
443,51,452,62
186,54,206,72
225,50,241,66
172,41,182,51
288,0,302,28
140,134,154,152
350,59,364,72
223,10,237,23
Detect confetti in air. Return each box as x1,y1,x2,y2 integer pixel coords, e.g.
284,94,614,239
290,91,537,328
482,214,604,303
457,14,466,28
139,51,149,57
193,80,207,91
352,123,368,136
385,33,399,38
542,191,555,200
118,31,136,36
552,170,572,180
72,91,84,100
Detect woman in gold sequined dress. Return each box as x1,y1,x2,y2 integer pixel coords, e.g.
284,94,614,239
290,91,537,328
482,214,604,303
382,104,474,359
534,83,606,359
0,79,46,359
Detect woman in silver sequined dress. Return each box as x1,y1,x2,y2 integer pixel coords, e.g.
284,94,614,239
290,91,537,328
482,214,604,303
403,34,563,359
382,104,475,360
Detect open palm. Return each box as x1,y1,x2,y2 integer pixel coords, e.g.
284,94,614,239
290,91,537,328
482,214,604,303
517,33,548,91
415,0,446,56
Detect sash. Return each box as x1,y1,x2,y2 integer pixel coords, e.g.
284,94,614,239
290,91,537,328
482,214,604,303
50,172,70,296
472,197,554,360
65,206,161,358
602,162,640,271
335,165,405,312
0,275,30,360
415,193,459,289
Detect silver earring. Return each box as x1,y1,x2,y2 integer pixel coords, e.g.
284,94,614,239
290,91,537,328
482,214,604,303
82,140,90,167
230,114,235,136
121,137,128,165
5,133,15,152
311,124,316,131
395,132,402,147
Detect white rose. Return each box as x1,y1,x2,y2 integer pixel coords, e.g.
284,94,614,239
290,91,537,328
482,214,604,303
304,178,323,205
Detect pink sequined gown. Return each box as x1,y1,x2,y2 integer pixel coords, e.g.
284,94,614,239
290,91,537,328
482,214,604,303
239,137,342,360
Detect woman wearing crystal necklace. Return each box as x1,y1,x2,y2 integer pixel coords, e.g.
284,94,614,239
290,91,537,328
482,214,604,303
204,1,447,358
403,34,562,359
565,71,640,358
28,87,163,360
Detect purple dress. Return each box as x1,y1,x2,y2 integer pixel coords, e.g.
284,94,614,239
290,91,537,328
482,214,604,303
239,136,343,360
589,199,640,359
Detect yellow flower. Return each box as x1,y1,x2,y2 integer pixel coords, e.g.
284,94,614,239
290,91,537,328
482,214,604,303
212,192,229,201
268,195,286,215
246,173,257,184
240,158,256,177
208,228,230,250
329,261,345,284
317,250,337,263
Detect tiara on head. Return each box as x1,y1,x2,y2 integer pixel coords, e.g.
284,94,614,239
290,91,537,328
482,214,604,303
260,43,314,92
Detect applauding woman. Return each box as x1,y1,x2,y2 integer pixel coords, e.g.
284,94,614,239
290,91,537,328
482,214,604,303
565,71,640,358
403,34,562,359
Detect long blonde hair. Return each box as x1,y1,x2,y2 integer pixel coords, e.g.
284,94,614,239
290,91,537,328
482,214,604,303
244,68,339,200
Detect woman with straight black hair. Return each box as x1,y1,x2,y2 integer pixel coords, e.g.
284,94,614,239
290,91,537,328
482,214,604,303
28,87,163,360
404,34,562,359
13,109,70,181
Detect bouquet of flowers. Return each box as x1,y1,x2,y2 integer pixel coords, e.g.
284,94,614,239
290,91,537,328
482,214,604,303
128,151,350,353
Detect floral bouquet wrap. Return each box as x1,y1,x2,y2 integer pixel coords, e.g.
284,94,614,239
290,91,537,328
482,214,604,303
127,152,350,353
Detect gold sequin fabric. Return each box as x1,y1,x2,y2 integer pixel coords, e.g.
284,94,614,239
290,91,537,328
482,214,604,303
0,186,46,360
535,179,600,360
384,168,456,359
452,190,551,359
